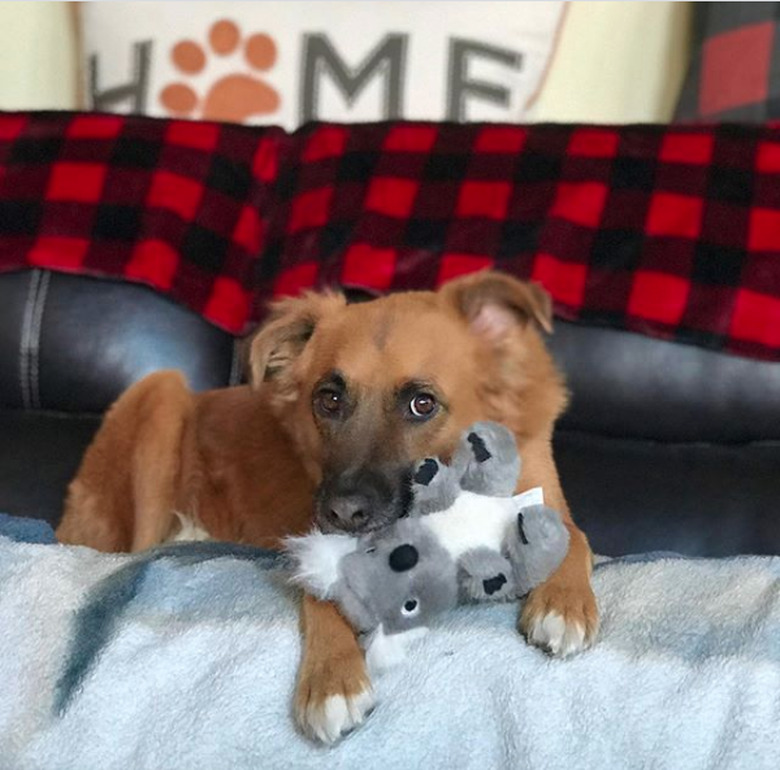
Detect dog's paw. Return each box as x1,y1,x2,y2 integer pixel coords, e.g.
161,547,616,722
295,654,375,744
299,689,375,744
520,583,599,657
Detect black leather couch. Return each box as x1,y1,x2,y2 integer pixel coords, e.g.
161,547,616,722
1,267,778,557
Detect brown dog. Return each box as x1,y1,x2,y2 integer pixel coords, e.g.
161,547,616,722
56,271,598,743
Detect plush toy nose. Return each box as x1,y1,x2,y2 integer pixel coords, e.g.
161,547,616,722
389,544,419,572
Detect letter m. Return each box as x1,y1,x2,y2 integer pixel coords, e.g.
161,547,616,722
301,34,406,123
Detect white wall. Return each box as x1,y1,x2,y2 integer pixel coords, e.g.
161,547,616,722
0,1,77,110
532,1,693,123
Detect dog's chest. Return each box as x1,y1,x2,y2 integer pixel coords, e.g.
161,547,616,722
165,512,212,544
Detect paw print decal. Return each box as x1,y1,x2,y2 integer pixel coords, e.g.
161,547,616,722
159,19,280,123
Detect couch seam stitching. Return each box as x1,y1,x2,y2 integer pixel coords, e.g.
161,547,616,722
19,270,42,410
29,270,50,410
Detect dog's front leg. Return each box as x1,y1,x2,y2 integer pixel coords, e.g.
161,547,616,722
515,442,599,656
295,594,374,743
520,522,599,656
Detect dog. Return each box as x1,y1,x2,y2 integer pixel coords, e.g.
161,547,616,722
56,270,599,743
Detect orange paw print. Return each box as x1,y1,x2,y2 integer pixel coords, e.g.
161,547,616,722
159,19,280,123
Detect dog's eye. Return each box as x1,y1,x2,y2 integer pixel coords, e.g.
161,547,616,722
409,393,437,420
401,598,419,616
314,388,342,418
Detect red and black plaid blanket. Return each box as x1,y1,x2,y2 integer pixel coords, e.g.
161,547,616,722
2,111,780,362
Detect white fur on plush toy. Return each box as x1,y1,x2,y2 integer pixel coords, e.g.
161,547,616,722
285,531,358,598
423,487,544,558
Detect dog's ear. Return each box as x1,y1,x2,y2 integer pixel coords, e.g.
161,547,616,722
440,270,553,343
248,291,345,389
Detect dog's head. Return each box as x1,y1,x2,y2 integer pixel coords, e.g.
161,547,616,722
249,271,567,534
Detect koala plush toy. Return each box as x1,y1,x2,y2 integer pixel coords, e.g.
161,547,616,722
286,422,569,673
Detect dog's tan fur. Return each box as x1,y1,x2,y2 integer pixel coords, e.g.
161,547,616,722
57,271,598,741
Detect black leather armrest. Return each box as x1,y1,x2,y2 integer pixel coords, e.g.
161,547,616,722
0,270,238,412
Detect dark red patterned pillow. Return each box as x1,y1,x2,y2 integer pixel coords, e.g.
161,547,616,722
676,3,780,121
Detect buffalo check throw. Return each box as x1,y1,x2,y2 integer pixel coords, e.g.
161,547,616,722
676,2,780,122
2,111,780,362
0,112,283,332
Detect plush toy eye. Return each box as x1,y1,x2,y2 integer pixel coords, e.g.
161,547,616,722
409,393,437,420
314,388,342,418
402,599,419,616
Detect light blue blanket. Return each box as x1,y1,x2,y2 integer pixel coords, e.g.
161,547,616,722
1,514,779,770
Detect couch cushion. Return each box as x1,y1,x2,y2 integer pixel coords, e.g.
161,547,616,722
0,271,238,412
555,429,780,557
0,409,100,524
549,321,780,443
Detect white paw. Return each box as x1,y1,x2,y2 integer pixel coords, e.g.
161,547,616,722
302,688,375,744
526,611,588,657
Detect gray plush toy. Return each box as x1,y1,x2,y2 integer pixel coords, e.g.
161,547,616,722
286,422,569,673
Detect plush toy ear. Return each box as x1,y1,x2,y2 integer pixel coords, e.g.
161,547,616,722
457,548,516,602
284,530,358,600
248,291,346,389
506,504,570,597
455,421,520,497
413,458,441,486
410,457,461,515
440,270,553,343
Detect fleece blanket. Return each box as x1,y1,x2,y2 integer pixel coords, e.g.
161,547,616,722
1,514,779,770
4,112,780,362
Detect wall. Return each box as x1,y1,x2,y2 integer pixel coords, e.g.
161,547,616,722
533,1,693,123
0,1,77,110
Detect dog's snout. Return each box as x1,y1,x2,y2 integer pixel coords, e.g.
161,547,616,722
327,496,368,530
316,465,413,534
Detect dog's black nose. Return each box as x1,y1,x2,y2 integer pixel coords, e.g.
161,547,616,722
317,464,412,533
327,496,368,529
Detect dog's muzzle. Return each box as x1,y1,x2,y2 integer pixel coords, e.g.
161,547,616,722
314,465,413,534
